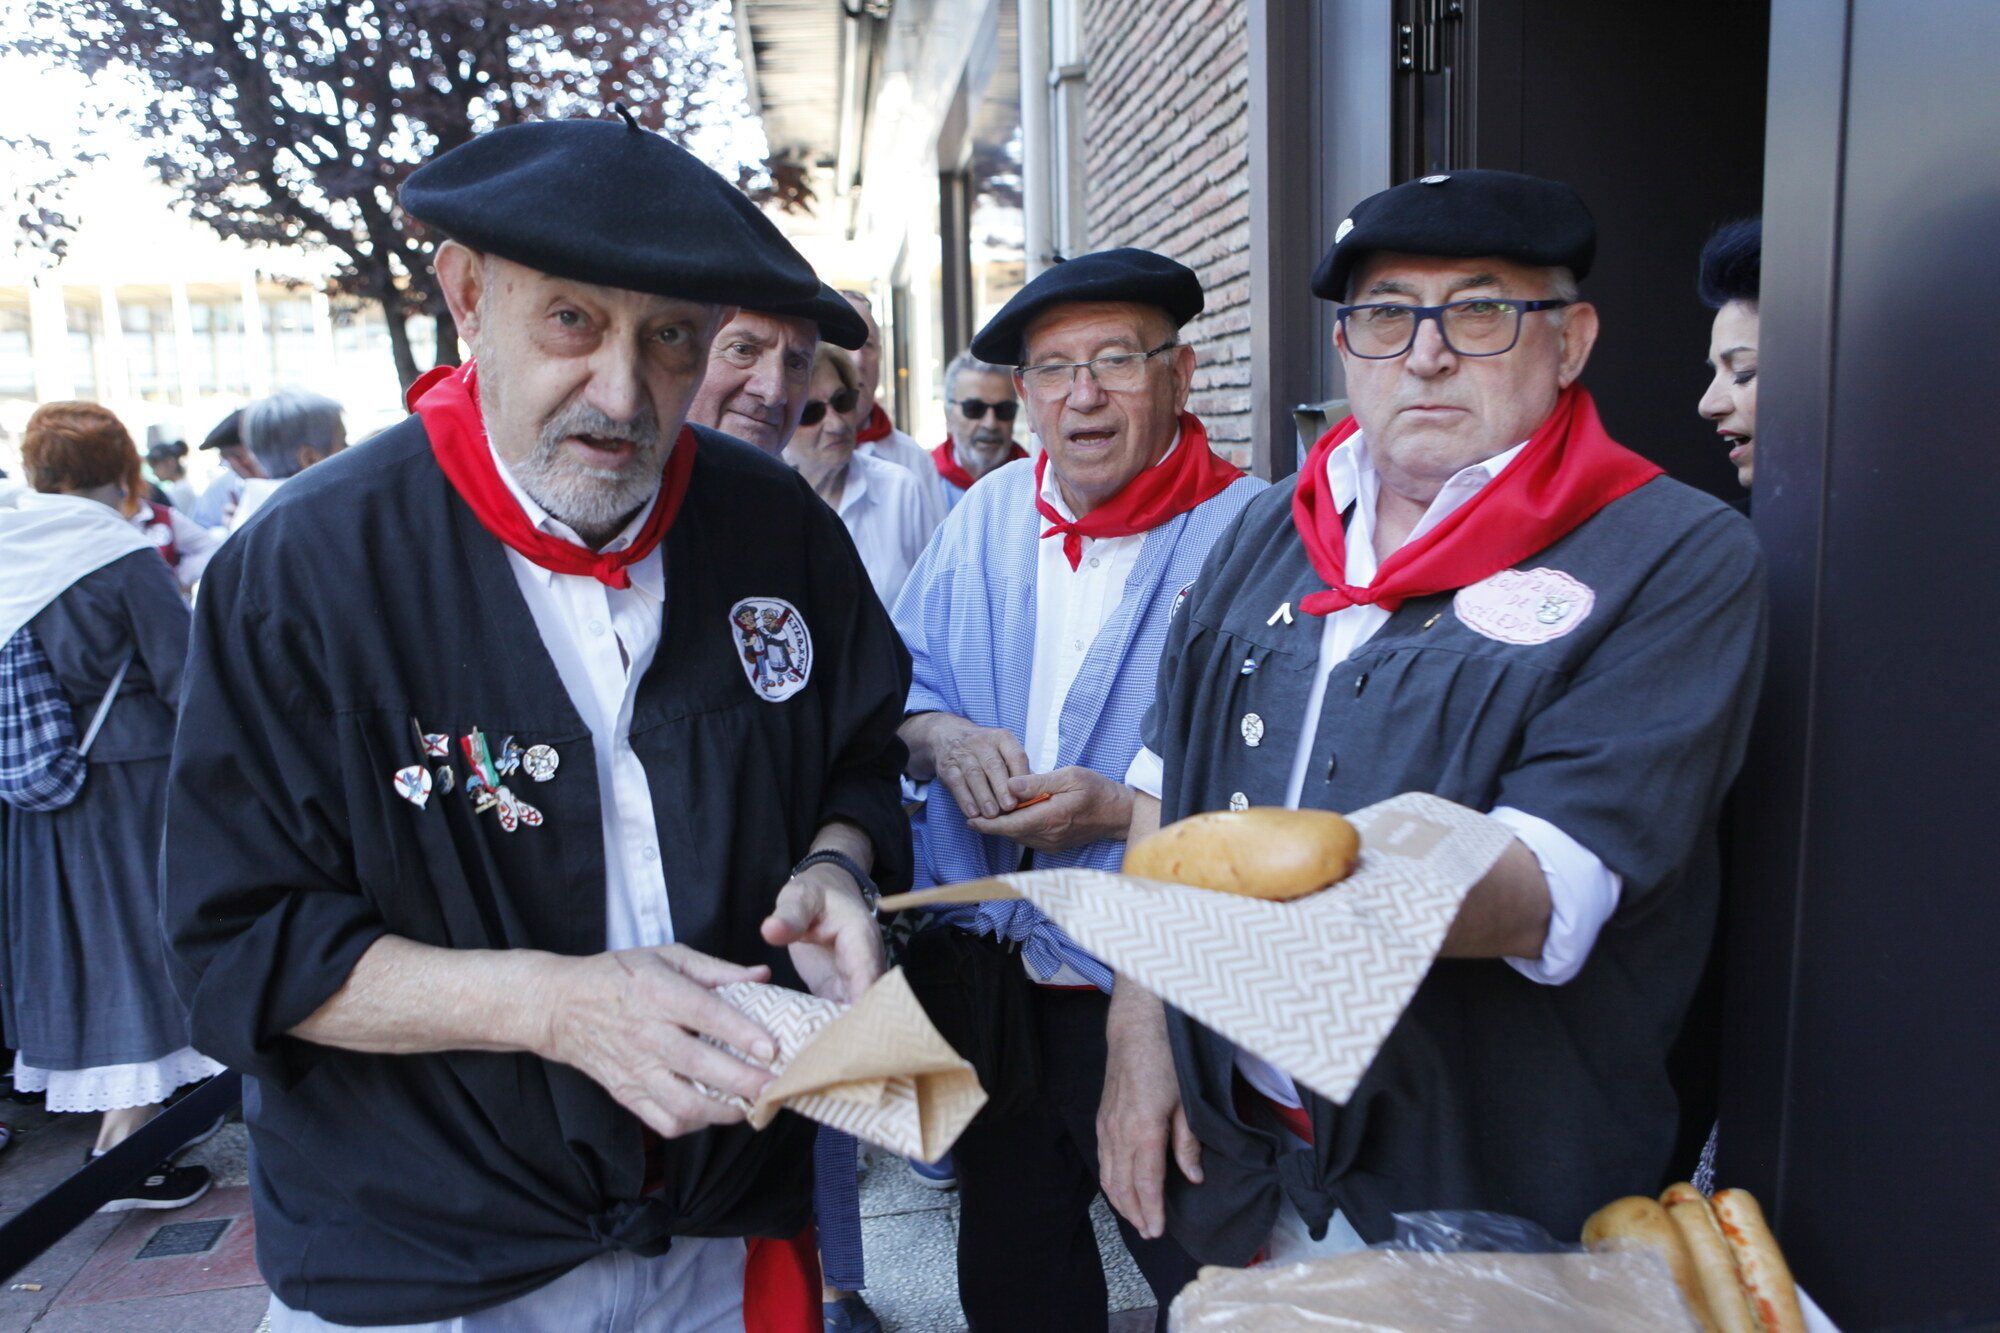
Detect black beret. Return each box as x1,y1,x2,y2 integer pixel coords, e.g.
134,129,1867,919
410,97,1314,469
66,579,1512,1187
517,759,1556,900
970,247,1204,365
1312,169,1596,302
752,282,869,350
198,409,242,451
400,116,820,310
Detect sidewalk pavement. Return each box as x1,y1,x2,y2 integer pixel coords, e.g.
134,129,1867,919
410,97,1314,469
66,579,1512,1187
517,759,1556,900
0,1098,1157,1331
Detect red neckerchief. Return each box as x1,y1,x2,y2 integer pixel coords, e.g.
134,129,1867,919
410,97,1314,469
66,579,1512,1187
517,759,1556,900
407,361,697,590
1292,384,1661,615
932,437,1027,491
136,500,179,568
1034,411,1242,570
855,404,894,445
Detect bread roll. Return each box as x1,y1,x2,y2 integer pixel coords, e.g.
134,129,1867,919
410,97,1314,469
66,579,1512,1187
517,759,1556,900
1122,808,1360,900
1661,1183,1757,1333
1713,1190,1806,1333
1582,1196,1708,1328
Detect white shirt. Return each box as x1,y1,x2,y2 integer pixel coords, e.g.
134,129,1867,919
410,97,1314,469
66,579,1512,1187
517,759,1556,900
1126,432,1623,1107
833,450,932,608
859,425,947,541
487,439,675,951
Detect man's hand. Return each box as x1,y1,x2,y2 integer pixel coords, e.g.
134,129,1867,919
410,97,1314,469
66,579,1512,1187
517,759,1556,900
904,713,1032,820
537,944,780,1141
1098,980,1202,1240
760,863,887,1004
968,768,1136,854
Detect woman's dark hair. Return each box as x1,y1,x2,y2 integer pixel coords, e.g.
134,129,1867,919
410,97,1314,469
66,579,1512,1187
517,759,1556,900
1698,217,1762,309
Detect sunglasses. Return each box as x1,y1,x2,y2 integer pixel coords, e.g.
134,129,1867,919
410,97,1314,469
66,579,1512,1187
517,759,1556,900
799,387,859,427
958,397,1019,422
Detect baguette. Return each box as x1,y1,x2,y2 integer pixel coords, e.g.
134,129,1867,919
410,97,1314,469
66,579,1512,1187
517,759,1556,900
1713,1190,1807,1333
1582,1195,1709,1329
1121,808,1360,900
1661,1183,1757,1333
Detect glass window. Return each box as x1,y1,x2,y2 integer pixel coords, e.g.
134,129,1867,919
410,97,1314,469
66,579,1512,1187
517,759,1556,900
262,294,317,385
65,302,101,400
190,300,248,395
120,299,179,401
0,304,32,400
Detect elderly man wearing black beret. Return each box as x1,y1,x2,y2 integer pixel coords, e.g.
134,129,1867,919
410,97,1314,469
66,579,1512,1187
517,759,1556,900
162,115,912,1330
1100,170,1769,1267
890,248,1264,1328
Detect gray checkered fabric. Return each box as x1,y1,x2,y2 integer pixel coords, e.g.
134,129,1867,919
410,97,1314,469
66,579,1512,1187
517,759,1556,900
0,625,86,812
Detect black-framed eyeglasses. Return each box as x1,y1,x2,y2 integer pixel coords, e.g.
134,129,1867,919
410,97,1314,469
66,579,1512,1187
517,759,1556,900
957,397,1019,422
1017,342,1179,400
1334,298,1573,359
799,387,859,426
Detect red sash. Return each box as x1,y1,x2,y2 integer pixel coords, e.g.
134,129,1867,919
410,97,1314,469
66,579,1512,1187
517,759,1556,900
406,361,694,590
1291,385,1660,614
1034,412,1241,569
932,437,1026,491
855,404,894,445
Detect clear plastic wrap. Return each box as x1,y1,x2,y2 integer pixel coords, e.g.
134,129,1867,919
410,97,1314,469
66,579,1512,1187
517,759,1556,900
1167,1211,1705,1332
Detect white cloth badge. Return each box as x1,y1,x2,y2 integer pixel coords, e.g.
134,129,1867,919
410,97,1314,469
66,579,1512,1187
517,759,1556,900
730,597,813,703
1453,567,1596,646
393,765,432,809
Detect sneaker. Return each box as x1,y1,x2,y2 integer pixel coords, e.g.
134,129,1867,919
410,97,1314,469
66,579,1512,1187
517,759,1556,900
99,1162,211,1213
823,1295,883,1333
907,1153,956,1191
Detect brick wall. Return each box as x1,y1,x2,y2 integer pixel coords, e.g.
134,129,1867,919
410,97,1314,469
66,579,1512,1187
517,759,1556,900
1080,0,1253,468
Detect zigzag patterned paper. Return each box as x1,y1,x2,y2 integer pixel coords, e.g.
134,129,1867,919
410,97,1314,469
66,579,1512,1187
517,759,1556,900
700,967,986,1161
896,793,1512,1105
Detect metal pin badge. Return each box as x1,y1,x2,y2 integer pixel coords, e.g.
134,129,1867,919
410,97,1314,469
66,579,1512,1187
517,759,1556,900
497,735,524,778
1266,602,1295,627
437,764,455,794
1240,713,1266,748
1228,791,1250,812
422,733,449,758
1239,656,1259,677
523,744,560,782
392,765,432,809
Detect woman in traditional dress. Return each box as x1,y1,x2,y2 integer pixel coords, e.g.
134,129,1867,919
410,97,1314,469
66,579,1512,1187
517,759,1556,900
0,402,222,1211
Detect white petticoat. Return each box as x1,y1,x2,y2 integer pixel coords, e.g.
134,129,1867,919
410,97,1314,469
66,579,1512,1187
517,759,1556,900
13,1047,225,1113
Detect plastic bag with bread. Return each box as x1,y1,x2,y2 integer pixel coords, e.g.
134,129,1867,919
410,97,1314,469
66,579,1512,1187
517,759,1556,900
1121,808,1361,900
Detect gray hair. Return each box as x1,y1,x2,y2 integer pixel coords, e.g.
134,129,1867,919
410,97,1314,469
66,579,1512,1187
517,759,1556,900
943,352,1014,402
242,387,346,479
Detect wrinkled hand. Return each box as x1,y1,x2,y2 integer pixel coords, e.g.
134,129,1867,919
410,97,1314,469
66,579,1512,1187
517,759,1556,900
968,768,1136,854
1098,981,1203,1240
540,944,777,1140
760,865,886,1005
931,718,1034,821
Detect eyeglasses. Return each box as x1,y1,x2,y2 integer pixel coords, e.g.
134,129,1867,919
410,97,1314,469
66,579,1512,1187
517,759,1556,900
957,397,1019,422
1017,342,1179,400
1335,298,1573,359
799,387,859,427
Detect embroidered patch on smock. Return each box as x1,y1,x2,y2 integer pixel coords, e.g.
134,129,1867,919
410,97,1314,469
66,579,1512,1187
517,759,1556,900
1452,567,1595,646
730,597,813,702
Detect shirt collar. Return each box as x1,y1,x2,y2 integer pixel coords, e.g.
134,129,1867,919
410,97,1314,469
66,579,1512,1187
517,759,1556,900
1038,426,1184,524
483,435,665,600
1327,431,1531,535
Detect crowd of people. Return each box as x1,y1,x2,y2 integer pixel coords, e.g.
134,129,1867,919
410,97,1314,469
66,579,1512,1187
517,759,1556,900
0,108,1770,1333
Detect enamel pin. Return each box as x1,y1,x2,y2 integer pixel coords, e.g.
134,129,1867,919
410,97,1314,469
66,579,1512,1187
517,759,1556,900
1228,791,1250,812
423,733,449,758
523,744,559,783
497,735,524,778
1240,713,1266,748
437,764,455,794
393,765,432,809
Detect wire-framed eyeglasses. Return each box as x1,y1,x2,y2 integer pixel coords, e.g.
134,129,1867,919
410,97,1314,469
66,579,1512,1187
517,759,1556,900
1335,298,1573,359
1016,342,1179,400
